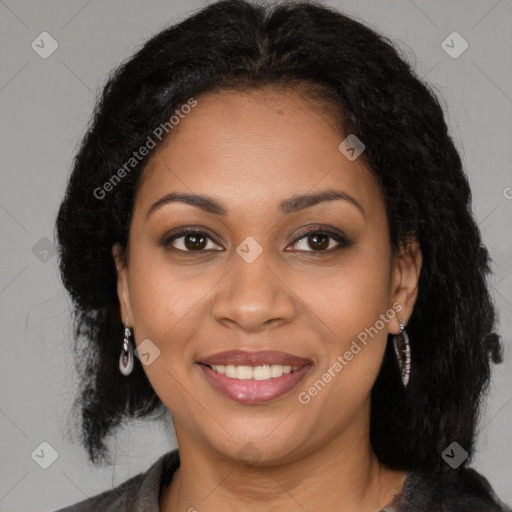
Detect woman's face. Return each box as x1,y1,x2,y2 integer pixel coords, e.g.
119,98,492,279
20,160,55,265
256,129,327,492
113,87,421,464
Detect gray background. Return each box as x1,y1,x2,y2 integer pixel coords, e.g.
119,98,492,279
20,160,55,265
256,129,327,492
1,0,511,510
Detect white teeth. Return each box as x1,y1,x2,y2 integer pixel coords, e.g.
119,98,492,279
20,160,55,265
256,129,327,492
253,365,272,380
225,364,237,378
270,365,283,378
236,365,253,379
210,364,300,380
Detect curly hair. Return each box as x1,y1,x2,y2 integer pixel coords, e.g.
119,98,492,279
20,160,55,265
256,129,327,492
55,0,503,472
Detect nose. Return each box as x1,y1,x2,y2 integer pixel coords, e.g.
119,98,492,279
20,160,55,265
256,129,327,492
211,249,296,333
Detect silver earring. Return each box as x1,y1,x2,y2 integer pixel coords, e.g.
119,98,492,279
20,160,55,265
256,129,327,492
119,319,134,376
392,315,411,387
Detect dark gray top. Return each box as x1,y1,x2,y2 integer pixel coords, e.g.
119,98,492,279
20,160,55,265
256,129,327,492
54,449,511,511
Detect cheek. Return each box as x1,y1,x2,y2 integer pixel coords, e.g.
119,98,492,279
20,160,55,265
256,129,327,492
126,253,210,401
128,246,203,338
293,241,392,397
292,243,392,345
294,265,391,432
126,248,202,411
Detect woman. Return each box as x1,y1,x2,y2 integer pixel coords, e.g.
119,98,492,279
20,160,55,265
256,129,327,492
54,0,510,510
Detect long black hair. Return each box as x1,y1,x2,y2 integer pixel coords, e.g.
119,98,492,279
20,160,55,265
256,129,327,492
55,0,503,473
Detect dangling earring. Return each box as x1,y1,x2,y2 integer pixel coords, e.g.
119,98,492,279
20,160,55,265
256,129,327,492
392,315,411,387
119,319,134,376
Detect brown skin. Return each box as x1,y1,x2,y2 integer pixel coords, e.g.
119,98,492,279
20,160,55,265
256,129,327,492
112,87,422,512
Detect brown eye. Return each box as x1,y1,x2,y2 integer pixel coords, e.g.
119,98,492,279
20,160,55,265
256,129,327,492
289,229,351,253
306,233,330,251
183,233,207,250
163,229,223,252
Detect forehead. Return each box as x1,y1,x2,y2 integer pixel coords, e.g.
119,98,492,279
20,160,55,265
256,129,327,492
135,88,382,218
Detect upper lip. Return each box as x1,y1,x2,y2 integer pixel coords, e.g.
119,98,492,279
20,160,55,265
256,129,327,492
199,350,312,367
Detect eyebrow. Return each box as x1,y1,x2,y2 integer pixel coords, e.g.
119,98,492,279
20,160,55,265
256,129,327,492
146,189,365,219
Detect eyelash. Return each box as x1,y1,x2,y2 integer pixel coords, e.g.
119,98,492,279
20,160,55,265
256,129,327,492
161,226,352,255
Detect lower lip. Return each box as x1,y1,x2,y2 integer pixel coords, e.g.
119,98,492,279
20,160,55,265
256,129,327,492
199,364,311,404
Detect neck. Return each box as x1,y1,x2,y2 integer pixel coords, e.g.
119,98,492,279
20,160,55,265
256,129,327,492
160,409,405,512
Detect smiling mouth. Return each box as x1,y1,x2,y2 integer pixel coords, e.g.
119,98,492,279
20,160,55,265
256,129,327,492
197,349,312,404
205,364,301,380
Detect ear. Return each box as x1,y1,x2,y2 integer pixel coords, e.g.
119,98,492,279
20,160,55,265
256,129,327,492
112,243,133,326
389,237,422,335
